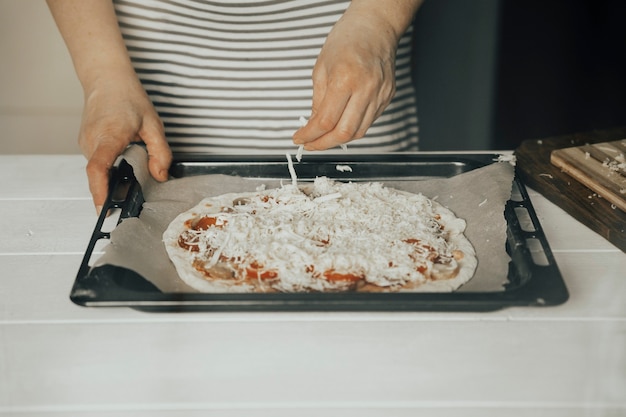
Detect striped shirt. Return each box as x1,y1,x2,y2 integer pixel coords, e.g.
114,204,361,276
113,0,419,153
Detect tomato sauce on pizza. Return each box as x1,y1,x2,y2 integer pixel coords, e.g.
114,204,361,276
163,176,477,293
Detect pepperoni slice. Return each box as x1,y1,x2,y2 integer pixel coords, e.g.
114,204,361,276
323,270,363,282
193,216,221,230
178,231,199,251
246,261,278,280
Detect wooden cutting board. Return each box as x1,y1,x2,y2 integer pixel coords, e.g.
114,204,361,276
551,140,626,212
515,127,626,252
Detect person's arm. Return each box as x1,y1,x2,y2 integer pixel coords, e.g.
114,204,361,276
292,0,423,150
47,0,171,213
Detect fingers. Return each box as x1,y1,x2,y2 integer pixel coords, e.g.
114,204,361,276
293,79,387,151
292,6,402,151
82,111,171,214
293,54,395,151
293,86,351,149
303,97,374,151
140,116,172,182
85,138,128,214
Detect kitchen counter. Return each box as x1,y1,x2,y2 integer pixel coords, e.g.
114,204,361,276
1,154,624,417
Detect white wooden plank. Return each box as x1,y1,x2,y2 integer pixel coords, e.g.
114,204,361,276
547,252,626,317
1,156,613,253
0,407,623,417
1,409,622,417
1,250,624,323
0,200,96,254
0,321,624,409
0,155,87,199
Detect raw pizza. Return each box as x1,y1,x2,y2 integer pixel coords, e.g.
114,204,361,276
163,177,477,293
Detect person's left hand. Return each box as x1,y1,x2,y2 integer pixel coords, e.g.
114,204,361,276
292,7,400,150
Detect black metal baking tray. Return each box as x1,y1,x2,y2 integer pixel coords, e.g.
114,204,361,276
70,153,568,312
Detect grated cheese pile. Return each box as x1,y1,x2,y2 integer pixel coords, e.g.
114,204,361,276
181,177,466,292
602,153,626,174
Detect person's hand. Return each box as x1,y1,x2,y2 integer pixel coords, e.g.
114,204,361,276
79,75,171,214
292,7,400,150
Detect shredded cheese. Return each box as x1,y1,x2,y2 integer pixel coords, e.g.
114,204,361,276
286,153,298,187
495,154,516,166
313,192,342,204
178,177,467,292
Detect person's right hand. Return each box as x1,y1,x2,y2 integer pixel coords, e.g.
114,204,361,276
79,75,172,214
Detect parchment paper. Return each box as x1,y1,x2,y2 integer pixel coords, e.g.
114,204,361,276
94,145,515,293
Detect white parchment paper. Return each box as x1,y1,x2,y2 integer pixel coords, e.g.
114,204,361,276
94,146,515,293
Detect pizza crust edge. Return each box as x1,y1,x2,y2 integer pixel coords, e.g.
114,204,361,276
163,185,478,293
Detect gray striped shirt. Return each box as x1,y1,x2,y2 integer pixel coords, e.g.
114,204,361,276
114,0,419,153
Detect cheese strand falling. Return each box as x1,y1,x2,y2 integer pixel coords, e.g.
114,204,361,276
286,153,298,187
296,145,304,162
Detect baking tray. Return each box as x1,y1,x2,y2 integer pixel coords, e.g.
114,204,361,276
70,153,568,311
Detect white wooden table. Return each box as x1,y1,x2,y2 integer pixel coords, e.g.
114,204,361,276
1,155,624,417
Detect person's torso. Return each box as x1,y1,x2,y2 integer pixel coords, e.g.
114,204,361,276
114,0,418,153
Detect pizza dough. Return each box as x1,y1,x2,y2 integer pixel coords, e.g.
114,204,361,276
163,177,477,293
